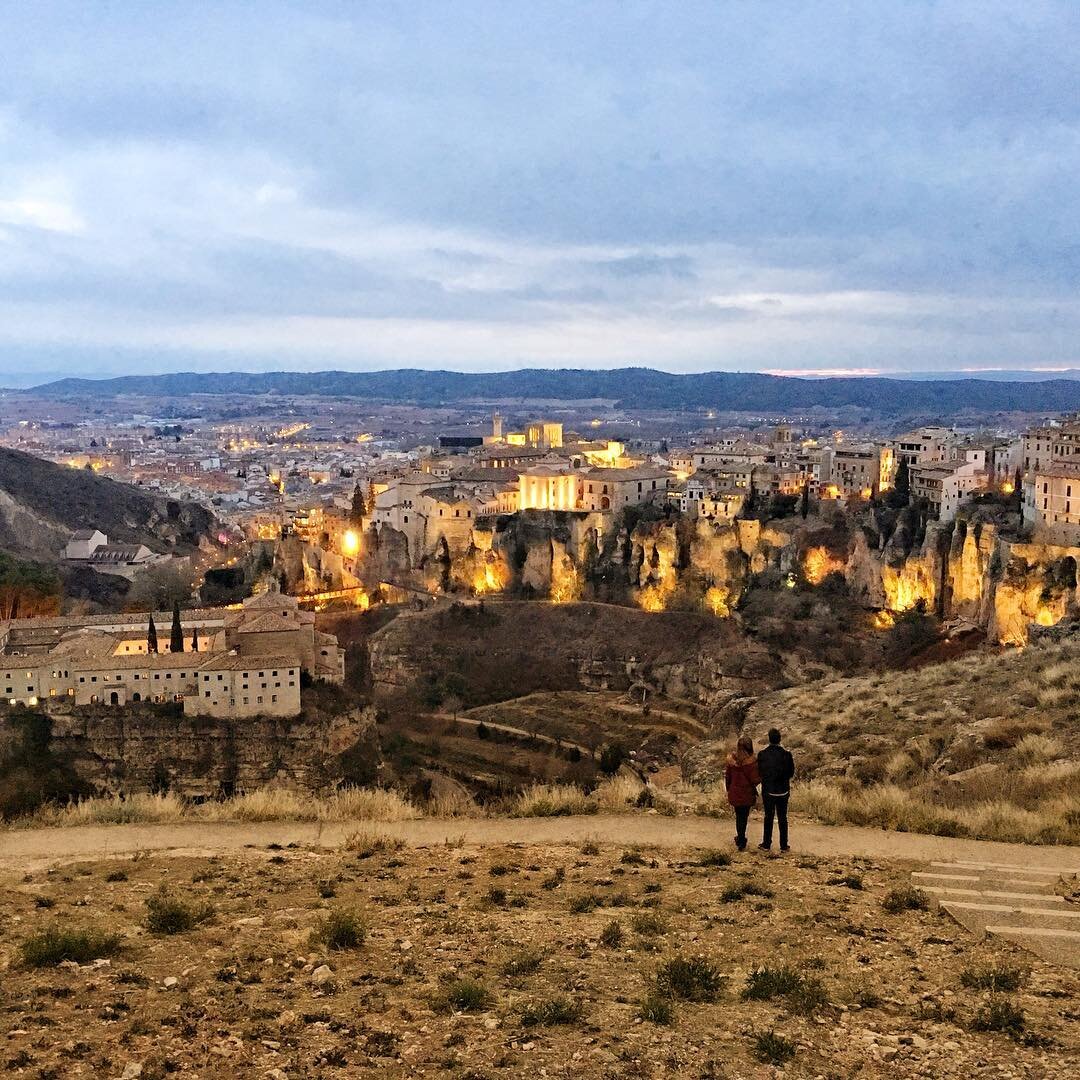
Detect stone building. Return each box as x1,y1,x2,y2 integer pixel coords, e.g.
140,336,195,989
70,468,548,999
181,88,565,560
0,591,343,719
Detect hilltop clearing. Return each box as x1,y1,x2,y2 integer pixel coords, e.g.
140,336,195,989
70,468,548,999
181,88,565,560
1,835,1076,1077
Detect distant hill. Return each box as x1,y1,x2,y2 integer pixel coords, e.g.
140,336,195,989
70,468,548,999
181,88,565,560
26,367,1080,415
0,447,217,561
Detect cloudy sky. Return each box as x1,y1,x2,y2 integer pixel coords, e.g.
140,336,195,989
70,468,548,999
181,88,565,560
2,1,1080,384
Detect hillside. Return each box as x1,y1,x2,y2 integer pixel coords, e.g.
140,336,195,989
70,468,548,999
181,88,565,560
27,367,1080,416
0,447,217,560
2,837,1077,1077
732,636,1080,844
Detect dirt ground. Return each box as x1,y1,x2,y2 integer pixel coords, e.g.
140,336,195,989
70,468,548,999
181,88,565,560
2,837,1077,1078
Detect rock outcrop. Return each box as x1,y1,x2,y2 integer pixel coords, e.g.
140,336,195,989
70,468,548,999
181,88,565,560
17,700,380,797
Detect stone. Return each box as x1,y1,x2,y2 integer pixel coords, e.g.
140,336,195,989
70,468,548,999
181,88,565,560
162,976,178,989
120,1065,143,1080
311,964,334,987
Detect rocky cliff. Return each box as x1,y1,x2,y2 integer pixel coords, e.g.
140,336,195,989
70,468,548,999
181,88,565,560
4,699,380,798
360,507,1079,646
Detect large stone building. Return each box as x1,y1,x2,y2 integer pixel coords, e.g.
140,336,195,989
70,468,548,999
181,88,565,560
1023,417,1080,543
0,591,343,718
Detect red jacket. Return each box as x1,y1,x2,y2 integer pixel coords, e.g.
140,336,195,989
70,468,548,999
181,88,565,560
724,752,761,808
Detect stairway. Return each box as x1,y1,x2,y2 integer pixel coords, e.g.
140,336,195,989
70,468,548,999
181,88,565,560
912,859,1080,968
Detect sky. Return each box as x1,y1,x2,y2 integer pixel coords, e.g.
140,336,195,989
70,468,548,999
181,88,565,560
2,1,1080,385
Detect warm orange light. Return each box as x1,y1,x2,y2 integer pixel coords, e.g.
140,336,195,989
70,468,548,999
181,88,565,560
342,529,360,556
704,585,730,617
1002,481,1015,495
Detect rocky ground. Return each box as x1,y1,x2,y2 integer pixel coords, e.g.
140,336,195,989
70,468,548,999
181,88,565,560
2,838,1078,1078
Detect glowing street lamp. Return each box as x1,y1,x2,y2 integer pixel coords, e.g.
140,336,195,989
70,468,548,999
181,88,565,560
342,529,360,557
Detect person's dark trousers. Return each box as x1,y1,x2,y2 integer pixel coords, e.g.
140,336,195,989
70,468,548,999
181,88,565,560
761,792,790,850
733,805,751,850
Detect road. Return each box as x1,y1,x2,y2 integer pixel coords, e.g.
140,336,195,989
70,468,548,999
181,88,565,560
2,814,1078,874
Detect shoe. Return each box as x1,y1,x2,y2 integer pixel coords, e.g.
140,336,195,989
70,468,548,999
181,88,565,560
780,846,790,852
758,844,771,851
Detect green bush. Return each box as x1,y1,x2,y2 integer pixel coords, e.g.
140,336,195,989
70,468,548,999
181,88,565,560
638,991,674,1025
655,955,726,1002
754,1030,796,1066
881,886,930,914
501,948,543,977
742,966,828,1015
630,912,667,937
599,919,624,948
971,997,1026,1038
519,996,584,1027
696,849,732,868
310,908,366,951
961,964,1024,992
719,880,774,903
432,978,493,1014
145,890,213,935
20,926,123,968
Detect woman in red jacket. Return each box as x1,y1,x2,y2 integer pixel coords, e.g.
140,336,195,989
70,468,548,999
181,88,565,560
724,735,761,852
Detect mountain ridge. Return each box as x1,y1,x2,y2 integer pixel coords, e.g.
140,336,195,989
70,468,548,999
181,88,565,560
23,367,1080,415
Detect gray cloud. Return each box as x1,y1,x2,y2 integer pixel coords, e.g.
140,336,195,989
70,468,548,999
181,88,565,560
2,1,1080,377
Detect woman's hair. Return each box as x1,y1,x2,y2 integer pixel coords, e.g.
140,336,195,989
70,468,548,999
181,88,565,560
736,735,754,756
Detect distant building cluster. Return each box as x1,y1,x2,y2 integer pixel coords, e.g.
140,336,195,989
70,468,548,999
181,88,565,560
0,591,344,718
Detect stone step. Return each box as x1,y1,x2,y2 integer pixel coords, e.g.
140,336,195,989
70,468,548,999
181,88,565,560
982,924,1080,968
933,860,1079,877
942,901,1080,925
922,886,1066,904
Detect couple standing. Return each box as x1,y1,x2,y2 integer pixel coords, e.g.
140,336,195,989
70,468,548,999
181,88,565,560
724,728,795,852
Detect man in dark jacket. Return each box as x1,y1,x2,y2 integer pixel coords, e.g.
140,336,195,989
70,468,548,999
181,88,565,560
757,728,795,851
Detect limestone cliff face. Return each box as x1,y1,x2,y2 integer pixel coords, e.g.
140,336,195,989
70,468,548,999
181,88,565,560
360,508,1079,645
29,701,380,797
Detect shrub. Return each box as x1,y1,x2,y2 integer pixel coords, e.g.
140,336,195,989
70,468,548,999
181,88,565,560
754,1030,796,1066
20,926,123,967
638,991,674,1025
696,849,731,868
501,948,543,977
569,893,603,914
742,966,803,1001
961,965,1024,993
720,880,774,903
599,920,624,948
828,872,864,890
432,978,493,1013
655,955,726,1002
104,870,129,883
630,912,667,937
310,908,366,951
519,996,584,1027
541,867,565,890
742,966,828,1015
145,891,212,935
971,998,1026,1038
485,886,508,907
882,886,930,914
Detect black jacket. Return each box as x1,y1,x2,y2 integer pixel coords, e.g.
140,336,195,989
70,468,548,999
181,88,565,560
757,744,795,796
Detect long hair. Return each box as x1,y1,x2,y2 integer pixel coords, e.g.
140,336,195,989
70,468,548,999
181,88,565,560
735,734,754,760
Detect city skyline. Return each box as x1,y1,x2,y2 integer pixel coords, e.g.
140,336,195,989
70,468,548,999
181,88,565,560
3,2,1080,381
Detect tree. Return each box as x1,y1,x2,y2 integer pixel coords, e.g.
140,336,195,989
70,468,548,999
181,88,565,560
190,622,199,652
147,614,158,654
800,483,810,519
170,600,184,653
895,458,910,499
350,482,366,526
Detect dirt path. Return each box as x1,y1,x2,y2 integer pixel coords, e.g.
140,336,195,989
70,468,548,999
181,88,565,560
3,814,1079,875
